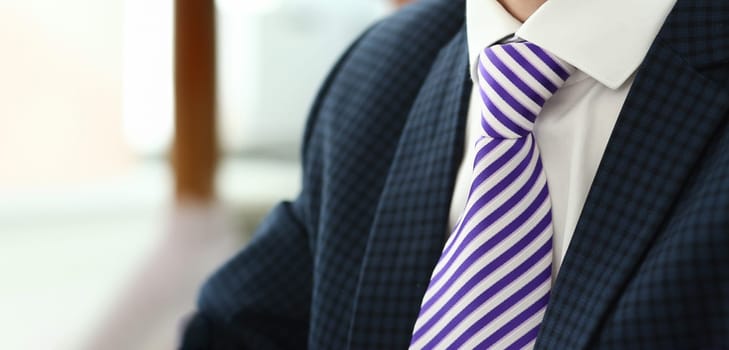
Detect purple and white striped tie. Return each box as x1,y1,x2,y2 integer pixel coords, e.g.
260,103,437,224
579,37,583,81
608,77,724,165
410,41,575,349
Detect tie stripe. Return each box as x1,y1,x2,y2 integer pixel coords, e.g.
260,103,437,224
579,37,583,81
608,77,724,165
426,136,541,301
482,48,546,106
525,44,571,80
410,41,574,349
502,44,560,93
479,59,539,122
435,137,536,278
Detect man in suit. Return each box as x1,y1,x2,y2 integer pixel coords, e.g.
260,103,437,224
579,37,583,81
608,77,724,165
182,0,729,348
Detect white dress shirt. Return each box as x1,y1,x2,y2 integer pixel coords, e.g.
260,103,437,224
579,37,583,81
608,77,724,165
449,0,676,278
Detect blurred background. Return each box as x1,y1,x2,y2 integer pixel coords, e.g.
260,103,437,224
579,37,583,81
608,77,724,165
0,0,404,348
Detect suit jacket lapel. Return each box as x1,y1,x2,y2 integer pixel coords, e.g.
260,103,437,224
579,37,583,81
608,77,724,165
347,28,472,349
536,2,729,348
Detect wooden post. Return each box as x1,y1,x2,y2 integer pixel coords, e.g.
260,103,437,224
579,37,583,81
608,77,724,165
393,0,413,8
173,0,217,202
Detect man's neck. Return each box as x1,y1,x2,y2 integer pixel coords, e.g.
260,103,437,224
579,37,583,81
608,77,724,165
497,0,547,22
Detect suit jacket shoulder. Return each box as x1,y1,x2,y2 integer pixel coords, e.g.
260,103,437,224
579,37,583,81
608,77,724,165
298,0,466,237
288,1,470,348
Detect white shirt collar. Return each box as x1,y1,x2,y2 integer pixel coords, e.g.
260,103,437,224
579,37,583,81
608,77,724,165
466,0,677,89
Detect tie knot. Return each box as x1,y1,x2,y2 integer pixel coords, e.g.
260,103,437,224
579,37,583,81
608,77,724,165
478,41,575,138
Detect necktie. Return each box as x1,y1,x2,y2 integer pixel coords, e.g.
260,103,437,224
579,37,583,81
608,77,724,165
410,41,575,349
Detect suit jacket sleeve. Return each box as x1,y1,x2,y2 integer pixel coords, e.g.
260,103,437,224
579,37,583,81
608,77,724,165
178,28,372,350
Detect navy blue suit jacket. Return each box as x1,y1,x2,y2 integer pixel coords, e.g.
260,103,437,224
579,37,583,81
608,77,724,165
182,0,729,348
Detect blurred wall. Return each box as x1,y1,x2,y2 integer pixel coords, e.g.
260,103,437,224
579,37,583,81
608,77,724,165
0,1,390,348
0,0,130,189
217,0,391,157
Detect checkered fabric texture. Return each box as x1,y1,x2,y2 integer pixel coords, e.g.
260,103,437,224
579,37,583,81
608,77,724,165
181,0,729,349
